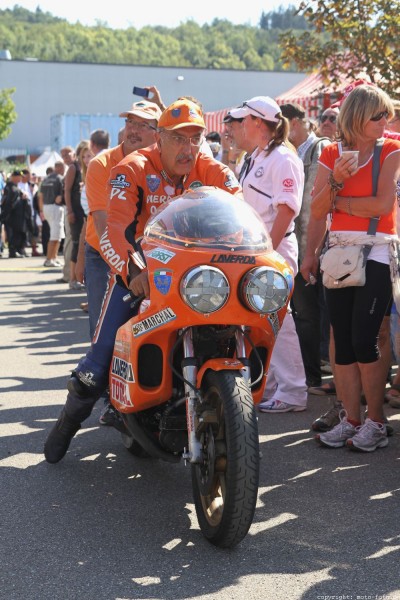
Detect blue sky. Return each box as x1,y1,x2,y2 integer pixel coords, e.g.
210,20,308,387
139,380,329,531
2,0,298,29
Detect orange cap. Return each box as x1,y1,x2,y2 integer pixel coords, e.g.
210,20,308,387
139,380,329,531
158,99,206,130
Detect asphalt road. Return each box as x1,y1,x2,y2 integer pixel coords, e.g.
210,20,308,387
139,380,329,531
1,256,400,600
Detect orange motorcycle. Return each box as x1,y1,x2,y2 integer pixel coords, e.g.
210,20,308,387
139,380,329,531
109,186,293,548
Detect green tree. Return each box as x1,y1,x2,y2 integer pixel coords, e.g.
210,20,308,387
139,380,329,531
279,0,400,97
0,88,17,141
260,5,309,30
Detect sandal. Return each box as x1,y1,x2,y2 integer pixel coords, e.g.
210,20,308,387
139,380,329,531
308,382,336,396
385,384,400,407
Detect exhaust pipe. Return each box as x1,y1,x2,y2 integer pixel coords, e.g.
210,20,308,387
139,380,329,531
124,413,181,463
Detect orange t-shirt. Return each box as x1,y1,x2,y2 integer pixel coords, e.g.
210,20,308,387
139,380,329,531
85,145,125,251
319,139,400,234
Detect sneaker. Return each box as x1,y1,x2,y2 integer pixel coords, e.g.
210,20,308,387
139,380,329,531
44,409,81,463
43,259,58,267
311,399,343,432
258,399,306,413
316,410,356,448
364,410,394,437
347,418,388,452
56,277,69,284
69,280,85,290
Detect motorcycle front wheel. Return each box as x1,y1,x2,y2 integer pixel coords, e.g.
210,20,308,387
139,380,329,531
191,370,259,548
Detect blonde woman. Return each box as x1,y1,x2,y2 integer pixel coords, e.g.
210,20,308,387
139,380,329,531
302,84,400,451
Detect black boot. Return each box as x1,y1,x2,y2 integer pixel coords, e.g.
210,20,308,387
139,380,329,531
44,409,81,463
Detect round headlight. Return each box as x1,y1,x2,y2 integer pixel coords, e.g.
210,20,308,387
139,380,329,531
241,267,289,313
181,266,230,314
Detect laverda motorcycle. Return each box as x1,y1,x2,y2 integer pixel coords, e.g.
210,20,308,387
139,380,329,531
109,186,293,548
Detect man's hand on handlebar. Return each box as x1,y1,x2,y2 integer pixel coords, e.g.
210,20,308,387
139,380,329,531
129,270,150,299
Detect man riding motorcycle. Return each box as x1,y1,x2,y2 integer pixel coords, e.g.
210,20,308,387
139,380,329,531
44,98,242,463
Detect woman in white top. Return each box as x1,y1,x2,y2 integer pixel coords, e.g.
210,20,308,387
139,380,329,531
230,96,308,412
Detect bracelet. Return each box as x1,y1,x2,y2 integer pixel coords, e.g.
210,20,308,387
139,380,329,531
347,197,352,216
328,173,344,191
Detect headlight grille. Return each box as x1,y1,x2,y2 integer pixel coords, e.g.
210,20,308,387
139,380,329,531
180,266,230,314
241,267,289,313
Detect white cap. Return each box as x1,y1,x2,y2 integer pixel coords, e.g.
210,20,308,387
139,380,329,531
230,96,281,123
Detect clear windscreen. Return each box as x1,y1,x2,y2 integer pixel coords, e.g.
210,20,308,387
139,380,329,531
144,186,272,251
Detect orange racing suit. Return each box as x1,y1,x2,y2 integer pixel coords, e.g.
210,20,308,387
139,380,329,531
100,143,242,285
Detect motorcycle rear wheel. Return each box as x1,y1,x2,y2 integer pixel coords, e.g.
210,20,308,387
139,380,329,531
191,370,259,548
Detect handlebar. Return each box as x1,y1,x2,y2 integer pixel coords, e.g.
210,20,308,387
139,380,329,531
122,292,145,310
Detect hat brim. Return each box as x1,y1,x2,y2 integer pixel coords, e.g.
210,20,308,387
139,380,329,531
161,122,206,131
229,107,249,119
119,110,159,120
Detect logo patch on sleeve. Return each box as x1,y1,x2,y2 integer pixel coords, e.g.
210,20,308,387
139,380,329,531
110,174,130,188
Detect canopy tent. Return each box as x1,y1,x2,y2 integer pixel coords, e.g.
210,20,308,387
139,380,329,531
275,71,356,116
204,108,234,135
30,149,62,177
204,71,356,132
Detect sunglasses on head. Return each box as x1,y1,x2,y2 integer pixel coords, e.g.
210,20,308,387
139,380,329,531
320,115,337,123
370,110,389,122
243,101,265,118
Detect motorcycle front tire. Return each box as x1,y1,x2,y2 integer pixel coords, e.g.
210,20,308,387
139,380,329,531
191,370,259,548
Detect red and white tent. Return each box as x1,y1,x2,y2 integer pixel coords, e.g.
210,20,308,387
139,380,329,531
204,108,234,134
275,71,353,116
204,71,356,131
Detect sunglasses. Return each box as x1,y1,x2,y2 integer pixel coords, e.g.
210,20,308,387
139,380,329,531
320,115,337,123
243,101,266,118
370,110,389,122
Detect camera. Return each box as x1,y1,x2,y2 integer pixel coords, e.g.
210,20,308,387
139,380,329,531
132,86,149,98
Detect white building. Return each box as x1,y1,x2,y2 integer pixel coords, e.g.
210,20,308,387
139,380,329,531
0,59,305,156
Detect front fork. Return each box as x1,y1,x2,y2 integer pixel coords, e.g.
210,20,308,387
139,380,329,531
181,327,250,464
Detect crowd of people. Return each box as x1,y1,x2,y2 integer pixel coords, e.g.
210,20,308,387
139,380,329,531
1,81,399,459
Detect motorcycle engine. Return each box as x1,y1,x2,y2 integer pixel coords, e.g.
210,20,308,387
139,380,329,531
159,415,188,453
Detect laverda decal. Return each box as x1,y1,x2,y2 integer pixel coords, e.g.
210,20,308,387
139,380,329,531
211,254,256,264
100,230,125,273
146,247,175,264
111,376,133,407
132,307,176,337
111,357,134,382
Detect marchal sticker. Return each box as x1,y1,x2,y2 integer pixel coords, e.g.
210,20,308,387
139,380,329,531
147,247,175,264
154,269,173,295
255,167,264,178
132,308,177,337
